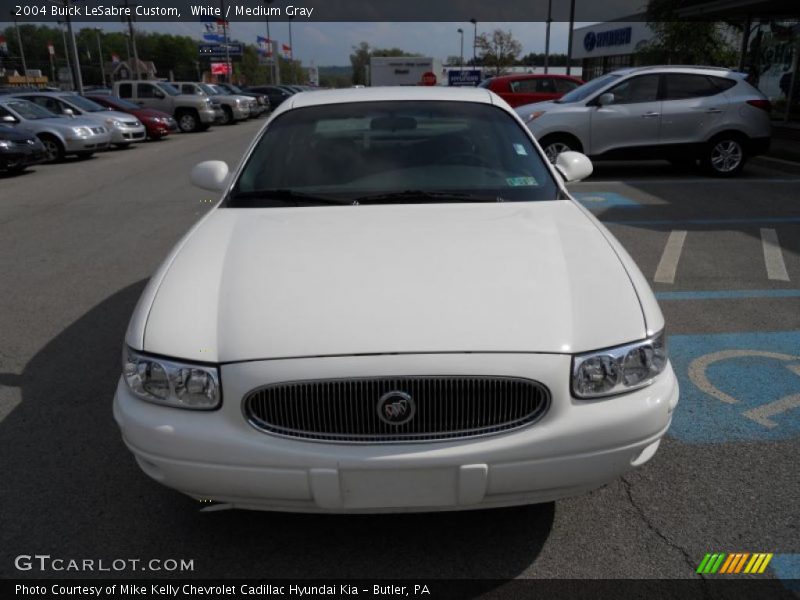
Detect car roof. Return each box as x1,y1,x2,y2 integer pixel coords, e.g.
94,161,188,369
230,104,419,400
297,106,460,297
611,65,745,78
490,73,581,81
286,86,495,110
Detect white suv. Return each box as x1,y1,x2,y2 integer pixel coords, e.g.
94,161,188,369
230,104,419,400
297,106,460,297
517,66,772,176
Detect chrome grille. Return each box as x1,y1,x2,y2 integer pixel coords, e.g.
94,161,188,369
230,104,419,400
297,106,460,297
243,376,550,443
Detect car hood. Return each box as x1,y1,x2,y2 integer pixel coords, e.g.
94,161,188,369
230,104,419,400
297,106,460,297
515,100,558,116
24,116,106,131
0,125,37,142
86,110,137,122
135,108,172,119
138,201,646,362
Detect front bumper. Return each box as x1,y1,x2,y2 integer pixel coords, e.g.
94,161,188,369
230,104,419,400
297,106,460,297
114,353,679,513
63,133,111,152
231,105,250,120
1,145,47,168
198,108,217,124
110,125,147,144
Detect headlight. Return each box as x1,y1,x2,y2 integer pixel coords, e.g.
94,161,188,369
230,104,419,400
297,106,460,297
105,118,123,128
0,140,11,149
572,331,667,399
122,348,221,410
72,127,92,136
525,111,546,123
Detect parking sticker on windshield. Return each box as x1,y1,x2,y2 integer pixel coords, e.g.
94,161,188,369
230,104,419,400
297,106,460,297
513,143,528,156
506,176,538,187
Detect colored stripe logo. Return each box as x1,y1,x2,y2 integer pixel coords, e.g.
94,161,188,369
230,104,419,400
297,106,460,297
697,553,773,574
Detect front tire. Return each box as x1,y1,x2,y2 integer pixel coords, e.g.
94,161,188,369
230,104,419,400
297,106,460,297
540,135,580,164
39,135,64,163
177,110,200,133
220,106,234,125
704,135,747,177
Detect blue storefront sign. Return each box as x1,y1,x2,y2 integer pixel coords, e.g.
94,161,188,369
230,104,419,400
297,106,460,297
448,70,482,87
583,27,632,53
198,43,243,57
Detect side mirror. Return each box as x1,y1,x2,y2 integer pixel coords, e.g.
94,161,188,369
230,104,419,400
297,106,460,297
1,115,17,123
555,151,593,183
62,107,75,117
597,93,614,107
154,91,165,99
190,160,230,192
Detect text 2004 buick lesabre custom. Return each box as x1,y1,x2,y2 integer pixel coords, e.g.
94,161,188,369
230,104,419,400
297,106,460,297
114,87,679,512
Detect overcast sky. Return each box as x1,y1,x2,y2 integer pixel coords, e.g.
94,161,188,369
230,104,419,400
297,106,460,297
67,21,593,66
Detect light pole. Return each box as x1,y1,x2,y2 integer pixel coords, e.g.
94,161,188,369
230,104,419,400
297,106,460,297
544,0,552,74
457,28,464,71
220,0,231,82
469,18,477,65
63,1,84,93
288,15,295,84
10,13,31,87
263,0,273,83
566,0,576,76
94,28,106,88
58,21,73,88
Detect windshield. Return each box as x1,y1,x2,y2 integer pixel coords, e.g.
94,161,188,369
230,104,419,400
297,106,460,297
555,73,621,103
230,100,559,207
200,84,218,95
4,99,58,120
156,82,180,96
226,84,243,94
62,95,106,112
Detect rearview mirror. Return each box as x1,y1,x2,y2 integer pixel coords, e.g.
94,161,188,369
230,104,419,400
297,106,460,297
597,93,614,107
190,160,230,192
555,151,593,183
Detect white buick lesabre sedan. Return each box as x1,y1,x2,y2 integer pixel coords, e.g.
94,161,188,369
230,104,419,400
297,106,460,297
114,87,679,513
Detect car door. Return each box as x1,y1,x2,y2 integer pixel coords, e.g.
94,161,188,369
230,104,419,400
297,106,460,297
659,73,733,146
588,74,663,157
136,83,167,112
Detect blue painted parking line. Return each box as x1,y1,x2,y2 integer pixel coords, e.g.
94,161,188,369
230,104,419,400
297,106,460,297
607,216,800,226
657,289,800,301
772,555,800,591
668,331,800,443
572,191,640,209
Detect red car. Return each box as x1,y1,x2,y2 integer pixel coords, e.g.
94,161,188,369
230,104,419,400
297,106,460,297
85,94,177,140
479,74,585,108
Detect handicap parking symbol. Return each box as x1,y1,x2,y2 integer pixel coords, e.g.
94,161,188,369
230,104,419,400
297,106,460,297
668,331,800,443
571,191,640,209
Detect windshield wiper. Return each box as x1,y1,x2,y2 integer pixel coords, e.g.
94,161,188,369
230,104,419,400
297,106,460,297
353,190,504,205
228,189,351,206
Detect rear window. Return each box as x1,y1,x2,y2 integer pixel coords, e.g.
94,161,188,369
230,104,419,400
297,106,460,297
231,100,558,206
664,74,736,100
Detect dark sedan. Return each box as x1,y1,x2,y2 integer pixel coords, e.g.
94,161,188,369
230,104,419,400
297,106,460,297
86,94,177,140
0,124,47,173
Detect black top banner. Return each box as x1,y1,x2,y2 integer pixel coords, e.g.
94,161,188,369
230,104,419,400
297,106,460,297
3,0,797,23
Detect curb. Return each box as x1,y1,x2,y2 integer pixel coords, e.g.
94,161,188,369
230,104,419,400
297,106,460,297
751,155,800,175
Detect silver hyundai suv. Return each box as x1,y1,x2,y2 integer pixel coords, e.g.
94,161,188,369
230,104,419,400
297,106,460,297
516,66,772,176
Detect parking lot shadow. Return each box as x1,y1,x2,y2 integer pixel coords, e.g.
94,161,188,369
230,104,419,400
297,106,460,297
0,280,554,581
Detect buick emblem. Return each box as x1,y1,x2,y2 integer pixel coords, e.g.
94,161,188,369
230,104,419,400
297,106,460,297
377,391,415,426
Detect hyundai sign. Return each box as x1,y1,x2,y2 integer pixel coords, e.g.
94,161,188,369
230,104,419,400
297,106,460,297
583,27,632,53
448,70,482,87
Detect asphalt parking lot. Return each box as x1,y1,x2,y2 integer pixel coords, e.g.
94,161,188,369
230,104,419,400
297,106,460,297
0,119,798,585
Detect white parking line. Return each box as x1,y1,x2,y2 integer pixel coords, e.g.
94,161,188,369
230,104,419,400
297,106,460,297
654,230,687,284
761,228,790,281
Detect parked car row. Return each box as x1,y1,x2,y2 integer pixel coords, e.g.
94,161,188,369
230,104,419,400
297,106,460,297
512,65,773,177
0,80,313,175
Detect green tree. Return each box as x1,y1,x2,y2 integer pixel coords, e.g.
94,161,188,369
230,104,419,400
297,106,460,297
640,0,739,66
476,29,522,76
